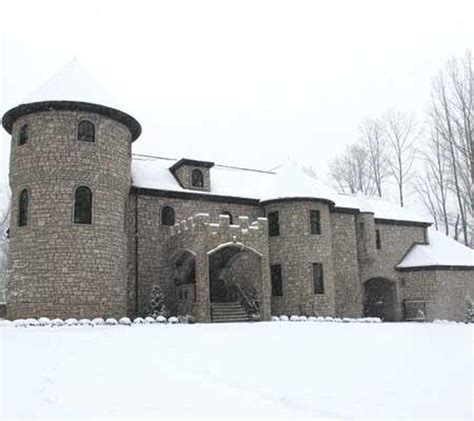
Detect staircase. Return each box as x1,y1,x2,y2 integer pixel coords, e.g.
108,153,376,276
211,302,250,323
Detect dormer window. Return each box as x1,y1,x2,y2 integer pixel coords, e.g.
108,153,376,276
191,169,204,188
19,124,29,145
77,120,95,143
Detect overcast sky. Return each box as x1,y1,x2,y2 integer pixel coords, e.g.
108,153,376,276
1,0,473,194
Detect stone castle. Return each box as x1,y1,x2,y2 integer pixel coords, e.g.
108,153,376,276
2,64,473,322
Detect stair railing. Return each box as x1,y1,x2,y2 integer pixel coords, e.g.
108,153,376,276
233,284,259,316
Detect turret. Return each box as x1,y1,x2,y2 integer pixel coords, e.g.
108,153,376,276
1,62,141,319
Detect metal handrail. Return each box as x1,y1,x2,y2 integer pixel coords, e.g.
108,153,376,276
233,284,259,315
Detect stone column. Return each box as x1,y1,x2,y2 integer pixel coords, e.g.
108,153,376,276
195,252,210,322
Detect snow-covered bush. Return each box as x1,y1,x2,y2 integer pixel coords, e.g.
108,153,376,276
290,315,300,322
324,316,334,322
51,318,64,327
279,315,289,321
14,319,27,327
105,318,118,326
38,317,51,326
133,317,145,324
26,318,39,327
65,318,78,326
299,316,308,322
185,315,196,324
119,317,131,326
144,316,156,324
168,316,179,324
145,285,169,318
155,315,166,324
92,318,105,326
0,319,12,327
271,316,280,322
316,316,326,322
78,319,91,326
308,316,317,322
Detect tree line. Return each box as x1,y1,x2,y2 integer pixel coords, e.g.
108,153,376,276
329,51,473,247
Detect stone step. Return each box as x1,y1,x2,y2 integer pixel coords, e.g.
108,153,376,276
212,315,250,323
211,302,251,323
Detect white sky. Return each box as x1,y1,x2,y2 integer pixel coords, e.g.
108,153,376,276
1,0,473,192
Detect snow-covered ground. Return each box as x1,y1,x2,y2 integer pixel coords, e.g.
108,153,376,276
1,322,472,419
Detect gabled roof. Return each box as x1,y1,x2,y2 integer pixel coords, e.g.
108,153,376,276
131,154,433,225
2,60,142,141
397,229,474,270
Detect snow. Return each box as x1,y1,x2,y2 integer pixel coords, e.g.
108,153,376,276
398,228,474,268
1,322,471,419
131,155,432,224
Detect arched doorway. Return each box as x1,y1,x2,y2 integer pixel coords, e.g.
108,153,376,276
172,249,196,308
363,278,397,321
208,244,261,304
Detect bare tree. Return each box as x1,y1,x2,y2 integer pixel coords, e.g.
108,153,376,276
329,143,375,195
429,51,473,245
0,192,10,304
359,117,389,197
381,110,419,207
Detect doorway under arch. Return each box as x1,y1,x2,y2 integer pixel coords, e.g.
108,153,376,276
363,278,397,321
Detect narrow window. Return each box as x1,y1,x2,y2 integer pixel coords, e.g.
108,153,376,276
310,210,321,234
271,264,283,296
19,124,29,146
74,186,92,224
222,211,233,224
375,229,382,250
18,189,29,227
191,169,204,187
359,222,365,239
77,120,95,143
161,206,175,226
313,263,324,294
268,211,280,236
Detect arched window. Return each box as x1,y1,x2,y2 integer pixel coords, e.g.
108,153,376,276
74,186,92,224
191,169,204,187
77,120,95,143
161,206,175,226
18,189,29,227
222,211,233,224
19,124,29,146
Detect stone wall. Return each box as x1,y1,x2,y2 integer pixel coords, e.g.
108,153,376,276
331,211,363,317
401,269,474,321
7,111,132,319
264,200,336,317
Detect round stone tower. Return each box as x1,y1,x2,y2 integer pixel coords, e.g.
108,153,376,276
1,63,141,319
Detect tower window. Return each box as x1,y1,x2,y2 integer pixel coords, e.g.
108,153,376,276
310,210,321,234
221,211,233,224
74,186,92,224
268,211,280,236
191,169,204,187
19,124,29,146
375,229,382,250
77,120,95,143
271,264,283,296
18,189,29,227
161,206,175,226
313,263,324,294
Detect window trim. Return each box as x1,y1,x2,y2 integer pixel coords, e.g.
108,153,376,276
271,264,283,297
18,188,29,227
77,119,96,143
18,123,29,146
309,209,321,235
268,211,280,237
191,168,204,188
73,186,93,225
312,262,324,294
161,205,175,226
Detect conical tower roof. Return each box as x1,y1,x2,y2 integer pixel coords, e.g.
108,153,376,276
2,60,141,141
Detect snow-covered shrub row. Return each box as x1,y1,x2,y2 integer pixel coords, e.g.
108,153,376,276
273,315,382,323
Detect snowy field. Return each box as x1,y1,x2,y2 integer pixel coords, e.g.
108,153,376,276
1,322,472,419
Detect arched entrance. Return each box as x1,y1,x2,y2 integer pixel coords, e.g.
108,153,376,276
363,278,396,321
208,244,261,305
172,249,196,309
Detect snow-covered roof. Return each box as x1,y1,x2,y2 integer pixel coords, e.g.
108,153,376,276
132,155,432,224
397,229,474,269
23,60,125,112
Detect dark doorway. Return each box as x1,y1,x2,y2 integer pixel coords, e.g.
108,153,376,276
208,245,261,303
363,278,396,321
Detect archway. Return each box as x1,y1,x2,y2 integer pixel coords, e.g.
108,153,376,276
208,244,261,305
363,278,397,321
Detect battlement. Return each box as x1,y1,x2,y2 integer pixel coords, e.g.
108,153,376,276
170,213,268,240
